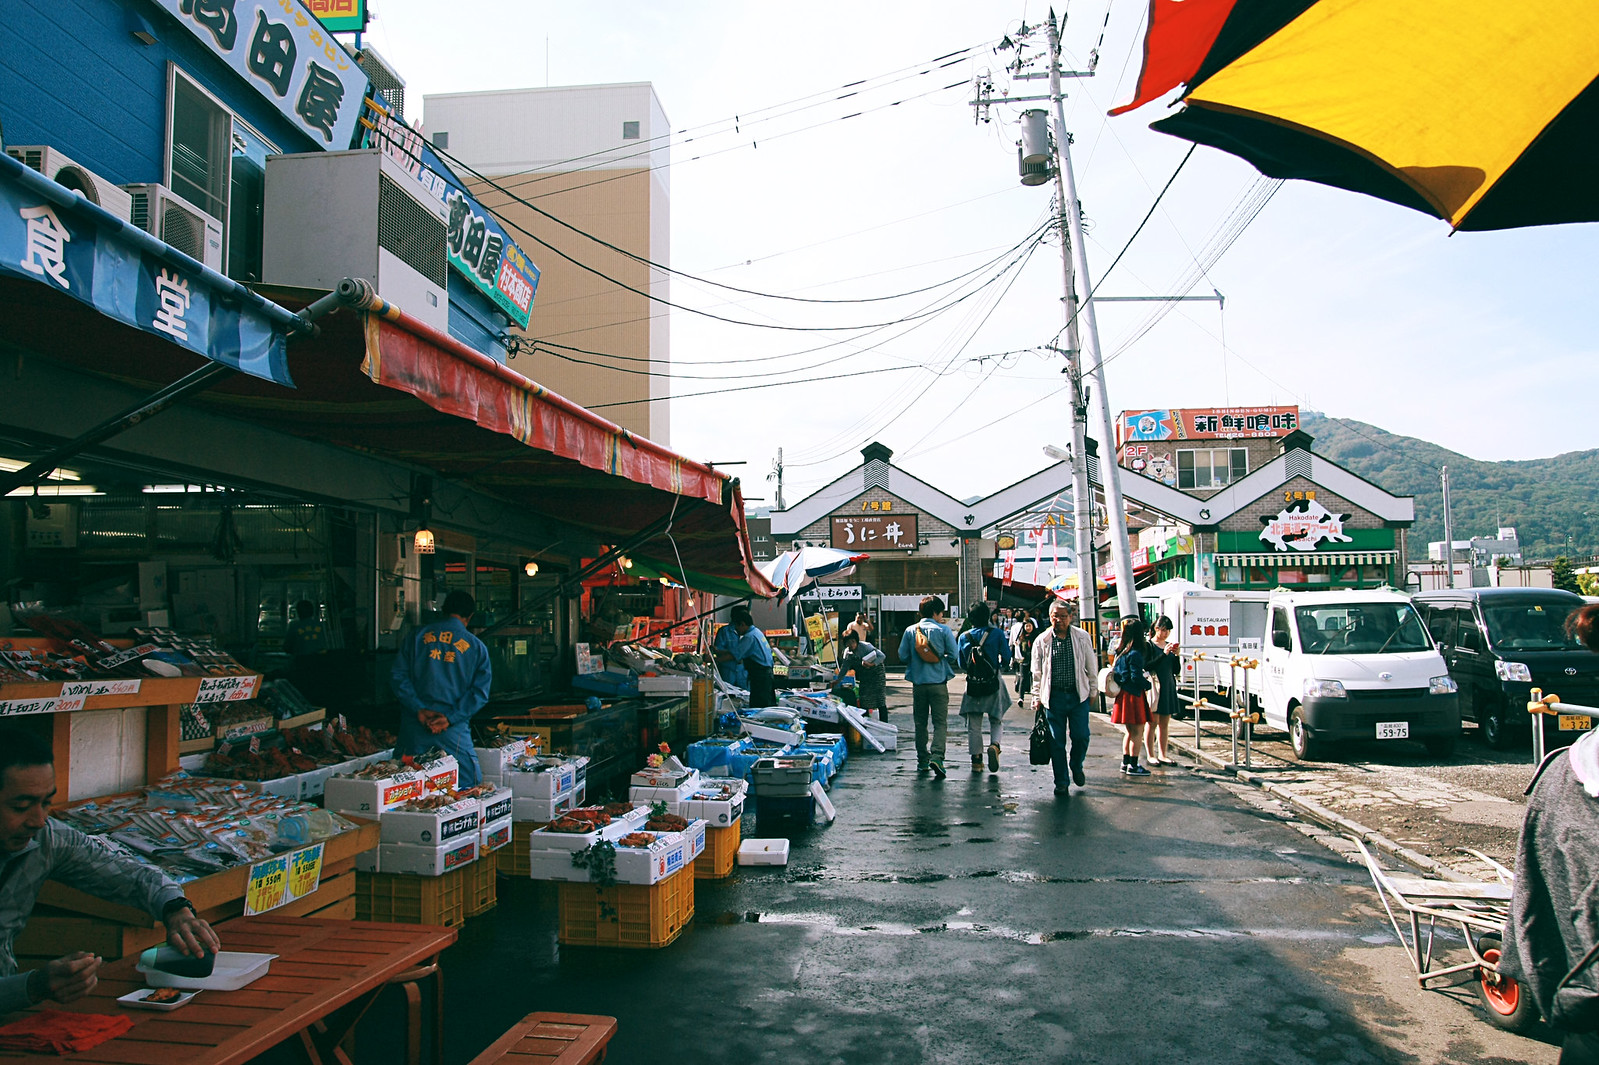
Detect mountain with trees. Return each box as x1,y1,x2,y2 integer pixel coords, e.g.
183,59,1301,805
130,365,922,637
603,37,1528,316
1299,411,1599,561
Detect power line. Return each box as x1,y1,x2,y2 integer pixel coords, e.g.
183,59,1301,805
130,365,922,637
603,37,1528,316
586,364,917,409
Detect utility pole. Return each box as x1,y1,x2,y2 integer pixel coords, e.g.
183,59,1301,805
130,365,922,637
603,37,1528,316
769,448,786,512
1440,464,1455,589
1043,9,1138,622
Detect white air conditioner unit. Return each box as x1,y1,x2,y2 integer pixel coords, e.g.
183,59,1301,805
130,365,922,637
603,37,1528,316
261,148,449,334
121,184,224,271
5,145,133,222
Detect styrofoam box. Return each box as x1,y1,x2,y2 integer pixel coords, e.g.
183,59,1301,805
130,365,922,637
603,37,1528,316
524,805,649,852
629,766,696,789
862,718,898,752
637,674,692,694
477,786,513,826
324,754,459,815
376,835,478,876
506,759,579,798
738,838,791,866
474,740,529,781
480,816,513,854
511,783,585,824
628,776,700,805
741,720,805,745
528,819,706,885
680,795,745,828
379,798,481,847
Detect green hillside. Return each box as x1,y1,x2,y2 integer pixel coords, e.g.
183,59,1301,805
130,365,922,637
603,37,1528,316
1299,412,1599,561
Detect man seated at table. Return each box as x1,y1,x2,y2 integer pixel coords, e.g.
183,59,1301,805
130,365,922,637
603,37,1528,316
0,726,221,1012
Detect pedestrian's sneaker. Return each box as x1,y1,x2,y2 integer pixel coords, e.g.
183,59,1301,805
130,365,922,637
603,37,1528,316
1053,786,1070,796
987,743,1001,773
930,760,947,780
1126,762,1152,777
971,758,984,773
1071,765,1085,787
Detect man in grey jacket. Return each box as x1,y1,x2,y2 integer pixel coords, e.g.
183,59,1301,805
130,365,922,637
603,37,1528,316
0,726,220,1012
1030,598,1099,797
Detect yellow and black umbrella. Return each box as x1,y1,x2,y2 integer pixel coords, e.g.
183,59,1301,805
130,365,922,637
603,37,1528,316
1120,0,1599,231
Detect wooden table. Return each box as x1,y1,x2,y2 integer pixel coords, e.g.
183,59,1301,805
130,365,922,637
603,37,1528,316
0,914,457,1065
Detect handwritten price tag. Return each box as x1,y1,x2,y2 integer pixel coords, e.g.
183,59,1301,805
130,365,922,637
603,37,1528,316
194,675,259,703
245,843,325,915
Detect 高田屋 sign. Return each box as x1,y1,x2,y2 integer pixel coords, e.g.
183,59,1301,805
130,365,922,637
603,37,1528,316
367,111,539,329
155,0,371,150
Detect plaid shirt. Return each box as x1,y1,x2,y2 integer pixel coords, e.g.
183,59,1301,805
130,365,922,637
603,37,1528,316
1,821,183,1011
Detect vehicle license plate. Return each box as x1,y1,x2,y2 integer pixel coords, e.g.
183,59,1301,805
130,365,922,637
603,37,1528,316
1375,721,1409,740
1559,714,1592,732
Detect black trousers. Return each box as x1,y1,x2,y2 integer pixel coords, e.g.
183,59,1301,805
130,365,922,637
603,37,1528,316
1563,1030,1599,1065
746,662,776,708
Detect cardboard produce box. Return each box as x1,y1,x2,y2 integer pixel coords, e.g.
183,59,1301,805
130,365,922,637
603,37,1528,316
476,786,513,827
506,757,582,799
324,754,459,815
379,798,481,847
373,834,479,876
481,816,513,855
528,819,706,886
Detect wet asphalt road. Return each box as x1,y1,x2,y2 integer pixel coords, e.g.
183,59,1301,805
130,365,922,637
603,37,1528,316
348,680,1560,1065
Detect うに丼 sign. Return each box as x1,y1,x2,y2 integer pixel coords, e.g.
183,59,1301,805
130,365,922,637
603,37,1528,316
831,514,918,551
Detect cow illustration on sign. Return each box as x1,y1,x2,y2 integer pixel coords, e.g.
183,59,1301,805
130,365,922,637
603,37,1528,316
1259,498,1353,553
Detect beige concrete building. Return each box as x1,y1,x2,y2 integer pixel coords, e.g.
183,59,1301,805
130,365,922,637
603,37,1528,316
422,83,671,443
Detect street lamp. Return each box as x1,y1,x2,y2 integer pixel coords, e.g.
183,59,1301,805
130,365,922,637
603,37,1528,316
1042,444,1072,463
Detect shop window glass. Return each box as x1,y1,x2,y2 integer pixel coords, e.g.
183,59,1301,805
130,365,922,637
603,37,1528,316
168,68,277,283
1177,448,1248,488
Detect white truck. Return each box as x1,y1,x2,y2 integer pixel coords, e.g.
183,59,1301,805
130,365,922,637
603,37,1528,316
1137,579,1270,699
1257,589,1460,761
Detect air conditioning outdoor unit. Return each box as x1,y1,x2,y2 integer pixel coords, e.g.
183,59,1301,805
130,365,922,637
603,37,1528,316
261,148,449,334
5,145,133,222
121,184,225,271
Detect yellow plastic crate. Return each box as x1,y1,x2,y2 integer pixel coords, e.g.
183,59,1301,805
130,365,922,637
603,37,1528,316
355,866,468,927
466,857,498,918
495,821,546,878
557,864,695,949
695,818,741,880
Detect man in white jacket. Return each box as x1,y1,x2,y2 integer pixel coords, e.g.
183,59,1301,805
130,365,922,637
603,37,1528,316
1030,598,1099,797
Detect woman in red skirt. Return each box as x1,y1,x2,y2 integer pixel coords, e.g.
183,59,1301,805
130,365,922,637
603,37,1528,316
1111,618,1153,776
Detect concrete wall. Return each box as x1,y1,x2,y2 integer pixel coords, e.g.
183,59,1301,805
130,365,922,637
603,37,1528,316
424,85,671,443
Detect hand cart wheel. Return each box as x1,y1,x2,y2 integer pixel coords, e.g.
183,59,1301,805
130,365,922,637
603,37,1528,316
1474,933,1538,1032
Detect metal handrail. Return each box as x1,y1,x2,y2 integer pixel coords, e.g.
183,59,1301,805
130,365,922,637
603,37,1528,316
1173,650,1261,768
1528,688,1598,766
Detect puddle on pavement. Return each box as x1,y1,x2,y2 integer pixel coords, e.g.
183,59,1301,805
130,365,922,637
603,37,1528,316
782,868,1313,887
714,911,1395,947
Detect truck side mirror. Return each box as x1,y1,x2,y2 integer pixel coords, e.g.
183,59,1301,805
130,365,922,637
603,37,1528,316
1273,631,1292,651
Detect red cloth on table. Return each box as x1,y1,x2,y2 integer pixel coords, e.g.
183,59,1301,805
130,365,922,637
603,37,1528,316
0,1010,134,1054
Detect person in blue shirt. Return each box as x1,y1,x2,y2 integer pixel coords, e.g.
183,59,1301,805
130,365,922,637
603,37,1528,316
391,591,493,787
957,603,1013,774
898,595,959,778
715,606,775,707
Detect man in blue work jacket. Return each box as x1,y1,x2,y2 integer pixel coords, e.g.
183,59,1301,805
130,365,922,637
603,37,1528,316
391,591,493,787
714,605,776,707
898,595,959,779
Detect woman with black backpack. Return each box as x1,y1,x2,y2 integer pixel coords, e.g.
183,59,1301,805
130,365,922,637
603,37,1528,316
957,603,1013,774
1111,618,1153,777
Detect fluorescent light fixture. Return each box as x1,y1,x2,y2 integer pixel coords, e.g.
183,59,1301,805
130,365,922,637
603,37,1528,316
1042,444,1071,463
0,458,81,481
7,484,100,497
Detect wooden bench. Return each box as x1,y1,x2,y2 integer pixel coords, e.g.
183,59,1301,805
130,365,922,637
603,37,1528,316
466,1013,618,1065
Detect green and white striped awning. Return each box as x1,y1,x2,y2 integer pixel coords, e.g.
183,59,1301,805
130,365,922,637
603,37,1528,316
1215,551,1399,568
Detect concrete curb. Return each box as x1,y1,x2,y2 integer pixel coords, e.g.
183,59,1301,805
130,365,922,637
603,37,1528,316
1164,732,1473,883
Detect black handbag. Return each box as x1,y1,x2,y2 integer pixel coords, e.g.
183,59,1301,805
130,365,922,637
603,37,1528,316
1029,707,1053,765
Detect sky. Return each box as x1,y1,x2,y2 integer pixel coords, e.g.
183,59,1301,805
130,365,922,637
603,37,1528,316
361,1,1598,508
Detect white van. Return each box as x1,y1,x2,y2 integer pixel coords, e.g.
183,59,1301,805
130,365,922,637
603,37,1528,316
1258,589,1460,760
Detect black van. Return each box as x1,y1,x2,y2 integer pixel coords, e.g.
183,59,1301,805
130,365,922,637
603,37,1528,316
1413,588,1599,748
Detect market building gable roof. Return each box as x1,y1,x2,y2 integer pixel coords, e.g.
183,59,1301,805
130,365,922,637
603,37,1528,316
773,440,1411,538
770,443,978,538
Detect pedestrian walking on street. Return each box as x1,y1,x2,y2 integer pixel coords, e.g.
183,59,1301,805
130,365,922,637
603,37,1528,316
957,603,1013,773
1016,614,1039,701
1111,618,1154,776
836,629,889,721
898,595,958,779
1144,616,1180,765
1030,598,1098,796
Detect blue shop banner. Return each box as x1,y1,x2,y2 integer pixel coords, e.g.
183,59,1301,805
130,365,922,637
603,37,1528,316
367,109,540,329
153,0,370,150
0,154,295,386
